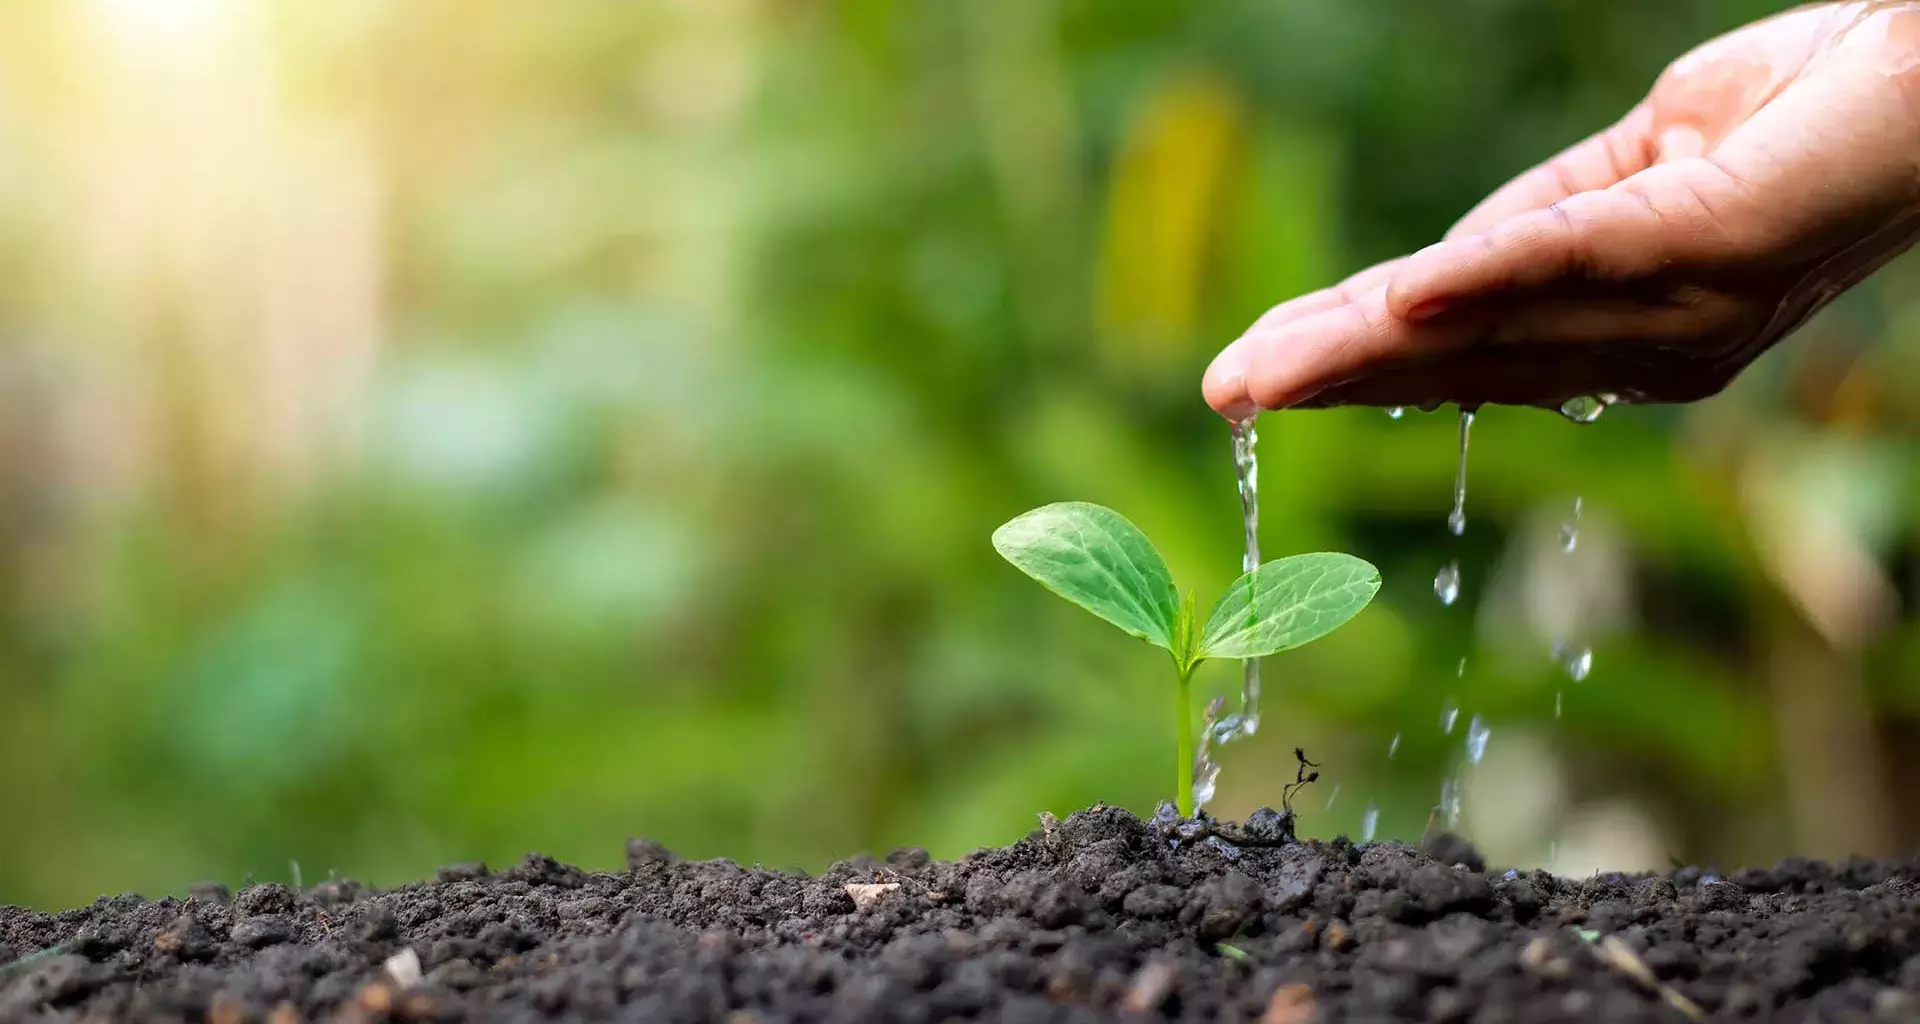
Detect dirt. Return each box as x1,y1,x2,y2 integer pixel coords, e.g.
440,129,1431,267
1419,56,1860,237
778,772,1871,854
4,803,1920,1022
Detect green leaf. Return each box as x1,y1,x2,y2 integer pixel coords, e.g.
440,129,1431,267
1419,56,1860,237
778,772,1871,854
1574,928,1600,943
1215,943,1248,960
1196,552,1380,660
992,502,1181,651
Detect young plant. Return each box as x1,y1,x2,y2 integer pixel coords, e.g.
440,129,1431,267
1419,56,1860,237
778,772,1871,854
992,501,1380,818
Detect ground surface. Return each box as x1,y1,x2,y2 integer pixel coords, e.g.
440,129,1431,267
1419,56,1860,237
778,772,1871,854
3,805,1920,1023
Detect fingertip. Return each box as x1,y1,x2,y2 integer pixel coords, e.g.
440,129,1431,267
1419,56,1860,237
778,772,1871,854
1202,342,1260,420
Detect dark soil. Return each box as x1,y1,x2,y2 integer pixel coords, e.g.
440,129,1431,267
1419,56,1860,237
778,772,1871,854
5,804,1920,1023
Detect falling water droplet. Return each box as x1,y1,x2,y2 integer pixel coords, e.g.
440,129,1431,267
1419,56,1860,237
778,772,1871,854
1434,561,1461,606
1385,406,1405,420
1440,699,1459,734
1387,732,1401,759
1456,657,1467,678
1558,395,1607,423
1554,691,1563,718
1447,407,1475,535
1561,496,1583,552
1360,803,1379,842
1324,783,1341,811
1465,715,1491,764
1439,777,1463,828
1562,646,1592,682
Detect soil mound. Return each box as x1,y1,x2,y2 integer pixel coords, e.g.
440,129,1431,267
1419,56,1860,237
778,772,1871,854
5,804,1918,1022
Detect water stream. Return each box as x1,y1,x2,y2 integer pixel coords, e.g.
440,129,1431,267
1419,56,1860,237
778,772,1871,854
1447,408,1475,536
1192,415,1265,812
1436,407,1477,832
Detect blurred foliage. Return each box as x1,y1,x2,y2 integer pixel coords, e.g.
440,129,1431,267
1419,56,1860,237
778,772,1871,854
2,0,1918,909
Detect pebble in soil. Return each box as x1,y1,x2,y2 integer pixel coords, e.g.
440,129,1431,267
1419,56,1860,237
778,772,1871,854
4,807,1920,1022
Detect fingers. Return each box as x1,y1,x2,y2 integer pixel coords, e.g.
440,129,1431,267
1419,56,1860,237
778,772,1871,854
1202,256,1406,418
1241,256,1406,334
1204,115,1763,417
1387,157,1755,322
1223,283,1749,412
1233,286,1489,410
1445,104,1657,239
1295,344,1731,410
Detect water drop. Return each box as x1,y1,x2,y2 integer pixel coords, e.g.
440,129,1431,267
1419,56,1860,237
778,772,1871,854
1440,699,1459,734
1387,732,1401,759
1359,802,1379,842
1700,873,1723,887
1434,561,1461,606
1324,783,1341,811
1559,395,1607,423
1554,691,1563,718
1456,657,1467,678
1503,868,1520,881
1561,496,1583,552
1385,406,1405,420
1439,777,1463,829
1465,715,1491,764
1562,646,1592,682
1447,407,1474,535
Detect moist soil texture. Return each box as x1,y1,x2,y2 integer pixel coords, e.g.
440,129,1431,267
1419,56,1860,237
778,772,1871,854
5,804,1920,1023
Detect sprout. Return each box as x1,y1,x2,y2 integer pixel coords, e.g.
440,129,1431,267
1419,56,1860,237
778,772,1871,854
993,502,1380,817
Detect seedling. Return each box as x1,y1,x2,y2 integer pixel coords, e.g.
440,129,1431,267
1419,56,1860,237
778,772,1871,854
992,502,1380,817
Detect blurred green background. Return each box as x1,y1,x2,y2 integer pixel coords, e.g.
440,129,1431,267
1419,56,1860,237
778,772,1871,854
4,0,1919,910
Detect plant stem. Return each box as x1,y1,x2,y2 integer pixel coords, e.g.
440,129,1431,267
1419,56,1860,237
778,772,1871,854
1175,665,1194,819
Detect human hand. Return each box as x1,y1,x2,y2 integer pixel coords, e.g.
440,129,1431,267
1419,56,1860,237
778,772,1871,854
1203,1,1920,417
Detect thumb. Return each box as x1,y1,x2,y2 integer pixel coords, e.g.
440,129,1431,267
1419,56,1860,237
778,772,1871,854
1384,158,1756,321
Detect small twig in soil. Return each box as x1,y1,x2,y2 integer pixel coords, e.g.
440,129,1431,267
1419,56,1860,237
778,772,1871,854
1591,934,1704,1021
1280,749,1320,815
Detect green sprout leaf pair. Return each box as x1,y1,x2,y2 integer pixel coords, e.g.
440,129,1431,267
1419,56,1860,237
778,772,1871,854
992,501,1381,816
991,502,1379,674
